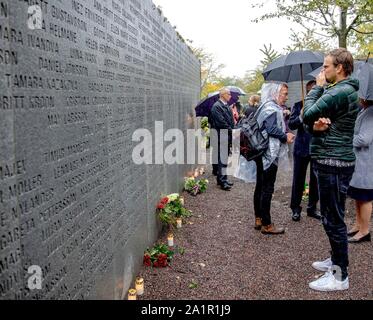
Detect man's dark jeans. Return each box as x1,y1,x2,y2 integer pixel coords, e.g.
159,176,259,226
254,157,278,226
314,162,354,280
290,155,319,214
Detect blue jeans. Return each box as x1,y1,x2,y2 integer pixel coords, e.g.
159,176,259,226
314,162,354,280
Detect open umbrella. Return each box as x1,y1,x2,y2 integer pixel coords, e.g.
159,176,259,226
262,50,324,108
357,62,373,100
195,86,246,117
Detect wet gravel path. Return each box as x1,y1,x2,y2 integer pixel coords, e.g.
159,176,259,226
138,165,373,300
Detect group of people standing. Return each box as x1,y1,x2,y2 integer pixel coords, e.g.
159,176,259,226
209,48,372,292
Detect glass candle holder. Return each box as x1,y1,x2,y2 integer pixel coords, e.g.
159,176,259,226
135,277,144,296
128,288,137,300
167,233,174,247
176,218,182,229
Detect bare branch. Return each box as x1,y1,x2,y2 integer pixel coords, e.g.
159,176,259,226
296,19,332,38
346,1,369,32
347,14,362,33
316,3,332,26
351,27,373,34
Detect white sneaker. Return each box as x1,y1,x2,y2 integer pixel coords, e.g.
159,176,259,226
309,270,349,292
312,257,332,272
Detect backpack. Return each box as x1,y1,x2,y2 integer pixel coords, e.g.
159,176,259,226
237,103,269,161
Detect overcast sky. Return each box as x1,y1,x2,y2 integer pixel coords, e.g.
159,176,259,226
152,0,330,78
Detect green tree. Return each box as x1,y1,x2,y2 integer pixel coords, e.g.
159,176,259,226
285,29,332,52
348,23,373,58
191,46,225,96
253,0,373,49
259,44,281,69
243,44,281,95
243,69,264,95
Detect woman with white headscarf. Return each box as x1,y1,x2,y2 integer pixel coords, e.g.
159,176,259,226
253,82,295,234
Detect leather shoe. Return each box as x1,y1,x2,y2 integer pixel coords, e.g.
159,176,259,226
261,223,285,235
348,233,371,243
226,181,234,187
307,211,322,220
292,211,301,222
254,217,262,230
347,230,359,237
220,184,231,191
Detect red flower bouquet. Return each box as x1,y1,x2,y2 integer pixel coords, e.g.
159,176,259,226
143,244,174,268
156,193,191,227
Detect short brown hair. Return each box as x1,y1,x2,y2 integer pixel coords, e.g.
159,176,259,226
327,48,354,76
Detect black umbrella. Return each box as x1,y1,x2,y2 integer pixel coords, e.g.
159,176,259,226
357,62,373,100
263,51,324,82
195,86,246,117
262,50,324,107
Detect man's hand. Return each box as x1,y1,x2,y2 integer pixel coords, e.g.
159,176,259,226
313,118,331,131
316,70,327,87
286,132,295,144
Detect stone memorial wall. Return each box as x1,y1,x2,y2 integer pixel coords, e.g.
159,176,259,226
0,0,200,299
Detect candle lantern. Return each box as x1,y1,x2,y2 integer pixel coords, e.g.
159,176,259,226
128,289,137,300
176,218,182,229
135,277,144,296
167,233,174,247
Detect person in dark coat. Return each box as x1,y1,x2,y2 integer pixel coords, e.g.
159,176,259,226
288,80,321,221
209,88,235,190
303,48,360,291
244,95,260,118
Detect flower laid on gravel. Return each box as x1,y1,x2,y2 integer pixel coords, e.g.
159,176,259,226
156,193,192,227
143,244,175,268
184,177,209,196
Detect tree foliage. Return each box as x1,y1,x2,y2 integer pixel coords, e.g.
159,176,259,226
243,69,265,95
192,46,225,97
348,22,373,58
252,0,373,49
260,44,281,69
284,29,332,52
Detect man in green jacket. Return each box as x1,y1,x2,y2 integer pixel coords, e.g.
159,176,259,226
302,48,360,292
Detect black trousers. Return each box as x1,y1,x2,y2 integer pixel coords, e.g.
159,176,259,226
212,163,218,175
212,132,230,185
290,155,319,214
314,162,354,280
254,157,278,226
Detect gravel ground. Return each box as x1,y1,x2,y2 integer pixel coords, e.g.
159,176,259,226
138,164,373,300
